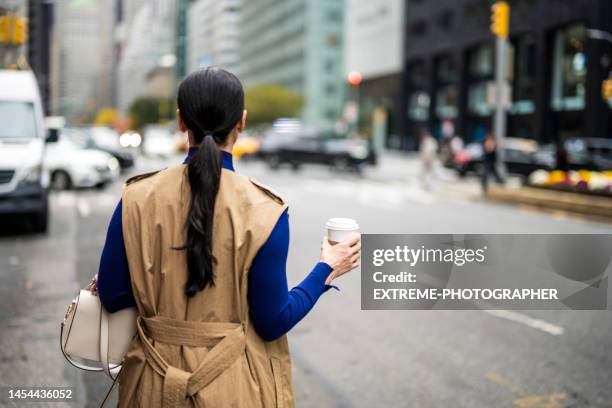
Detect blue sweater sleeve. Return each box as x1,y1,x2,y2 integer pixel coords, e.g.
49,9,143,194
97,200,136,313
248,210,334,341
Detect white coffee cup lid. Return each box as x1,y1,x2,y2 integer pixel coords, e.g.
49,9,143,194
326,217,359,231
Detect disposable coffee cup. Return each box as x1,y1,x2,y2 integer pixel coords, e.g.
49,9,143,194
326,218,359,245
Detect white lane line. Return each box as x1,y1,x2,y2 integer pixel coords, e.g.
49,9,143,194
77,198,91,218
485,309,565,336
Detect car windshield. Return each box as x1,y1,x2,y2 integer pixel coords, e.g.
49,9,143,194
0,101,38,139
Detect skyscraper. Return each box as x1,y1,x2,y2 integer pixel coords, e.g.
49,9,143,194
50,0,115,123
239,0,345,126
117,0,177,111
188,0,240,74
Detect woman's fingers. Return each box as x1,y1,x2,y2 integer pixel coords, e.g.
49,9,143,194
349,242,361,255
342,233,361,247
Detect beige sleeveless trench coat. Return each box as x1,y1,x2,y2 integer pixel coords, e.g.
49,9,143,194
117,165,294,407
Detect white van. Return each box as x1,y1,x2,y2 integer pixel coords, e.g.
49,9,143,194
0,70,49,232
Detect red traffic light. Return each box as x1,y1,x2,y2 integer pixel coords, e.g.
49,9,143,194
347,71,363,86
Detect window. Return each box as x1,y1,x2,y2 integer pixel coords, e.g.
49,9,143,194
0,102,38,139
436,11,454,31
510,34,536,114
551,24,587,111
407,61,430,121
435,54,459,119
408,20,427,37
467,44,493,117
327,9,341,22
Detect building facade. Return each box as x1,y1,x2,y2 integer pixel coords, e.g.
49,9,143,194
50,0,115,123
239,0,344,126
345,0,404,148
188,0,240,74
117,0,177,112
401,0,612,150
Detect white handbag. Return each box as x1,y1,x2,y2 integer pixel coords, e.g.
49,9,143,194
60,289,137,379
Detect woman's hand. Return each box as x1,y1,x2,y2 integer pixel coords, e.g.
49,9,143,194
85,274,98,295
319,233,361,285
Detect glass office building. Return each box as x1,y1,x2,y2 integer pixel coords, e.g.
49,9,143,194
401,0,612,149
239,0,345,126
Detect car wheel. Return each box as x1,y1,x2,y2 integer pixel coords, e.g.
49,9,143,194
95,181,107,190
290,162,301,172
332,157,351,172
31,196,48,233
266,154,281,170
51,170,72,190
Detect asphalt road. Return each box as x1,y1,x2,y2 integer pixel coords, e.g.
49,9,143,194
0,153,611,408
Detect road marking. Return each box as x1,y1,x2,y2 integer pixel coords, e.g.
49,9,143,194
300,179,438,208
485,309,565,336
485,372,567,408
77,198,91,218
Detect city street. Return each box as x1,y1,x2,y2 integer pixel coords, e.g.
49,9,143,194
1,154,611,408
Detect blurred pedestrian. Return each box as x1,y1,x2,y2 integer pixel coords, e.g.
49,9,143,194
94,67,361,407
419,128,438,190
481,132,503,193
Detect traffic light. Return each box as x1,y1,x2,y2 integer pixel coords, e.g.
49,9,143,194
12,16,27,45
491,1,510,39
603,79,612,100
0,15,10,44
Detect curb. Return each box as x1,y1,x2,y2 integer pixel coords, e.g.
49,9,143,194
485,186,612,220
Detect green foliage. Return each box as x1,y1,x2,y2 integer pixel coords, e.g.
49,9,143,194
128,97,175,130
245,85,304,126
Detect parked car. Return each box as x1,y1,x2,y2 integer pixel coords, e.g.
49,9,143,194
448,137,551,177
0,69,49,232
536,137,612,171
45,128,120,190
143,126,175,158
82,126,135,171
259,127,376,172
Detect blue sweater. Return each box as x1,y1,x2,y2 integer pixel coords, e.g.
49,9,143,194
97,149,335,341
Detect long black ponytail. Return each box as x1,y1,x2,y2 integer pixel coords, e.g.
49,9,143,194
176,67,244,297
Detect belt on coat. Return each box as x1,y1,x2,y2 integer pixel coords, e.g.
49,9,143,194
136,315,246,407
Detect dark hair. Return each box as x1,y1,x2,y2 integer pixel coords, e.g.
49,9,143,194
176,67,244,297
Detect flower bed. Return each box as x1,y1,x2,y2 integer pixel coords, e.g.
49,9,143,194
527,170,612,197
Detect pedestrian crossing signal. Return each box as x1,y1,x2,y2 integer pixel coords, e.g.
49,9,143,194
491,1,510,39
